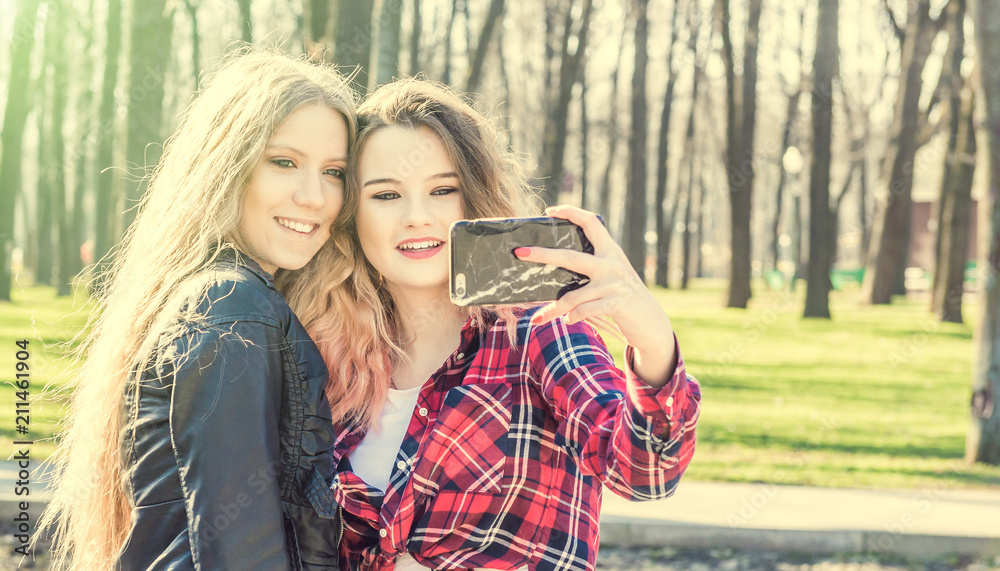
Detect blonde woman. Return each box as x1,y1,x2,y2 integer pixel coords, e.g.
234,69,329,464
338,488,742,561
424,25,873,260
41,50,355,570
283,80,701,571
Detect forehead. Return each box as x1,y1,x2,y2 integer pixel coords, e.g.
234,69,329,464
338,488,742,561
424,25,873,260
359,126,456,180
269,103,349,155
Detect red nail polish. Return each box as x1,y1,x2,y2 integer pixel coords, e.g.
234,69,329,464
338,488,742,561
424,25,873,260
514,247,530,258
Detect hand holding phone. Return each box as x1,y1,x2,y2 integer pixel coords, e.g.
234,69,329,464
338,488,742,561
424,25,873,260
449,217,595,306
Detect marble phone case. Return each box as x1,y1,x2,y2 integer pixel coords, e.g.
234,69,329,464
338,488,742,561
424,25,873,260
449,217,594,306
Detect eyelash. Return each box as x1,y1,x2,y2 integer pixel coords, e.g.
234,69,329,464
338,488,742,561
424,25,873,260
371,187,459,201
271,159,345,180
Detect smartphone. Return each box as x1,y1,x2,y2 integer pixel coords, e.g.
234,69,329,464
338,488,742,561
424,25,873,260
449,216,596,306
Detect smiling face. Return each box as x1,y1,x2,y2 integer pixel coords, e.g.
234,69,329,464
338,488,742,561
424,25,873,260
355,126,464,296
238,103,349,274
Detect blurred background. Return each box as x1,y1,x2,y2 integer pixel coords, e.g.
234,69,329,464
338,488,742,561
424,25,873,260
1,0,999,496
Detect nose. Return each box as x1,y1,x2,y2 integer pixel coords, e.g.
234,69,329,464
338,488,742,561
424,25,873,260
402,194,433,228
292,170,327,210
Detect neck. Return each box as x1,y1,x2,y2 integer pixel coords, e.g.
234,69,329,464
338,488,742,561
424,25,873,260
389,285,467,353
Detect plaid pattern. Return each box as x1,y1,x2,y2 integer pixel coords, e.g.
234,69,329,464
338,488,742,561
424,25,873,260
330,308,701,571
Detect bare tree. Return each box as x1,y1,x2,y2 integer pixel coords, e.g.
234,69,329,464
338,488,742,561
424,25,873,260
716,0,762,308
373,0,403,87
932,0,974,324
968,0,1000,465
0,0,43,301
48,2,75,296
539,0,594,207
768,3,806,273
409,0,422,75
465,0,507,93
93,0,123,292
182,0,202,88
803,0,839,318
597,21,629,224
623,0,650,275
336,0,375,93
862,0,949,304
653,0,687,288
237,0,252,43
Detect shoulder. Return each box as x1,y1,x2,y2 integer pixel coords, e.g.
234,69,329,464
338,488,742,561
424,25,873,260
175,263,290,330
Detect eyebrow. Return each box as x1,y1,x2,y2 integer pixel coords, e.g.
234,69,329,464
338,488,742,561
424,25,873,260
362,172,460,188
266,144,346,162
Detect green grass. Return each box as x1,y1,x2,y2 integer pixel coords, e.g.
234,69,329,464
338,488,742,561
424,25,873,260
4,279,999,491
602,278,1000,491
1,283,93,459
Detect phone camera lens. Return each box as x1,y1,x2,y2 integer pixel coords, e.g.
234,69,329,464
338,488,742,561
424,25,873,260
456,285,466,297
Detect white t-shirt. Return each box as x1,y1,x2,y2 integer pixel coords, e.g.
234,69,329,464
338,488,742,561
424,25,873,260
348,386,529,571
348,385,422,492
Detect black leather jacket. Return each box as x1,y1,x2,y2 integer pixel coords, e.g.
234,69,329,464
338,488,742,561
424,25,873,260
117,251,341,570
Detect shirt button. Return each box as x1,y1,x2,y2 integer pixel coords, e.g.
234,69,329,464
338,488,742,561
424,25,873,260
379,529,387,538
666,396,674,407
418,407,428,417
456,352,464,360
396,460,407,470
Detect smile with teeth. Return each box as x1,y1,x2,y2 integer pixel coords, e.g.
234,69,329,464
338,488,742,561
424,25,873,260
398,240,442,251
277,217,318,234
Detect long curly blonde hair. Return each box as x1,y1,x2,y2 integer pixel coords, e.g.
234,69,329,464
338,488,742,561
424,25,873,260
280,79,539,431
40,48,356,570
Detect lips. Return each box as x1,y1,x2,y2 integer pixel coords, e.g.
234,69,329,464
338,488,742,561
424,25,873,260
277,217,319,234
397,238,445,259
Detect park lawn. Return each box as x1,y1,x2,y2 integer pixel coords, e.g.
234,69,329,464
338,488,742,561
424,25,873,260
0,284,91,460
4,280,999,491
600,278,1000,491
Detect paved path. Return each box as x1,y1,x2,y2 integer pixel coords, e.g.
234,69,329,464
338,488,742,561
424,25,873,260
3,461,998,558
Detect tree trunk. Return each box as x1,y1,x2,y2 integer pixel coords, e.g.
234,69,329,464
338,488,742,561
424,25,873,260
35,9,57,286
932,0,969,320
237,0,252,43
334,0,374,95
48,3,74,296
539,0,594,207
465,0,506,94
717,0,761,308
442,0,458,84
803,0,838,318
598,23,628,225
409,0,421,75
121,0,174,234
770,90,801,271
935,85,976,323
653,0,685,288
968,0,1000,465
0,0,43,301
681,143,700,290
623,0,649,276
862,0,939,304
183,0,201,88
373,0,403,88
92,0,123,294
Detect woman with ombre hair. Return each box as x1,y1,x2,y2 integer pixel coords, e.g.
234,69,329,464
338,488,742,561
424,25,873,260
284,79,701,571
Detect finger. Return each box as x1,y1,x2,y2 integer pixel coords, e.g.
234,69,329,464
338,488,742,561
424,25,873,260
543,205,615,254
565,298,620,325
514,246,599,277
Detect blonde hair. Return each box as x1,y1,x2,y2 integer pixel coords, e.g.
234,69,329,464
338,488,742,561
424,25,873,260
40,48,356,570
280,79,538,431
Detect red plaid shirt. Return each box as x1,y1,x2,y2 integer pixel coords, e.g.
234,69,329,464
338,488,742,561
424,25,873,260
329,308,701,571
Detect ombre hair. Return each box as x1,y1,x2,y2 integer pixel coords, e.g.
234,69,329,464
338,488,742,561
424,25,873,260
40,48,356,570
280,79,539,431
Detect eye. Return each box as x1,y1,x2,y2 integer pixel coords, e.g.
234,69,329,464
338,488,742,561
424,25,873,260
271,158,295,168
371,191,400,200
431,187,458,196
324,167,346,180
